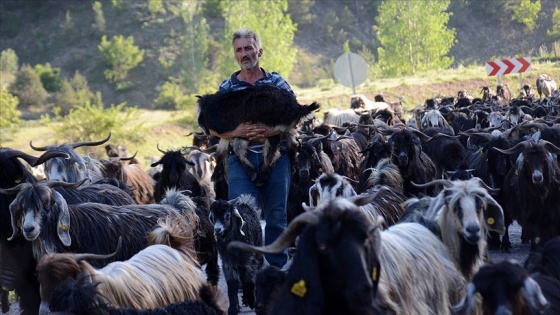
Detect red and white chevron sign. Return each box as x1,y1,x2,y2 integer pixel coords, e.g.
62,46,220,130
486,57,531,76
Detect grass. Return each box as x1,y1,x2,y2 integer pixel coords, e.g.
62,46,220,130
2,62,559,170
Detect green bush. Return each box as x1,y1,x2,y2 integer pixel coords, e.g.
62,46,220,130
0,48,19,75
34,63,62,92
0,90,21,128
154,80,189,110
98,35,144,84
9,64,48,108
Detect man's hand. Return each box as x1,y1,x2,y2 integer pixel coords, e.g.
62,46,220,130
233,123,279,140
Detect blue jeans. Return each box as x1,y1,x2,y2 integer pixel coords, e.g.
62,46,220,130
228,149,290,268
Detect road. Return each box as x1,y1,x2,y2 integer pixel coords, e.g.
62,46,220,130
5,221,529,315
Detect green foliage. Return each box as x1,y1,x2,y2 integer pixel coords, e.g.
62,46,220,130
154,80,189,110
202,0,225,18
111,0,125,10
512,0,541,31
34,63,62,92
179,2,211,93
376,0,455,77
0,90,21,128
98,35,145,84
63,10,74,30
0,6,21,39
343,41,350,54
9,64,48,108
222,0,297,79
148,0,164,15
54,79,77,115
92,1,106,32
547,8,560,41
0,48,19,75
48,101,144,149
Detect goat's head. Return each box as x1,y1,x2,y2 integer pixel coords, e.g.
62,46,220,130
209,195,256,238
229,195,383,314
382,127,431,167
151,146,194,185
413,177,505,244
32,133,111,183
185,149,215,182
294,135,331,182
306,173,357,207
0,180,86,246
453,260,549,315
494,139,560,191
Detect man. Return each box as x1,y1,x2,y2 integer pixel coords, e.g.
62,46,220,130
207,29,293,268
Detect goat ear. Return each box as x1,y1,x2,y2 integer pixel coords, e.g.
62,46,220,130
52,191,72,247
452,283,477,315
483,194,505,235
7,199,22,241
523,276,549,312
233,207,246,236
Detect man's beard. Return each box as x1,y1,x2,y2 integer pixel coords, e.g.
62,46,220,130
239,57,258,70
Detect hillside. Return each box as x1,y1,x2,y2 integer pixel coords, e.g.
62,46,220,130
1,0,558,111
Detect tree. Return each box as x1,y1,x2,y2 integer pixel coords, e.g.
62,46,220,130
98,35,144,85
512,0,541,32
0,48,19,75
0,90,21,128
547,8,560,41
92,1,106,32
375,0,455,77
54,79,77,115
221,0,297,78
34,63,62,92
9,64,48,108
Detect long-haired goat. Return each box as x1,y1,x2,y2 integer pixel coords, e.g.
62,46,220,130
453,260,555,315
37,215,213,314
208,194,263,315
306,171,405,228
197,85,320,182
0,182,198,266
229,195,466,315
405,178,506,280
49,278,226,315
100,154,155,204
31,133,111,183
494,139,560,249
536,74,557,99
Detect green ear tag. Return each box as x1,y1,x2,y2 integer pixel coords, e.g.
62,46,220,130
59,224,68,232
291,280,307,298
487,217,495,225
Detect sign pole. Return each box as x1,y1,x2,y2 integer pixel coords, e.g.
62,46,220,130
519,73,523,90
347,53,356,94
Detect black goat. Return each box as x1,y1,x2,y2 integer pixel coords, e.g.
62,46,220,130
421,127,465,179
379,125,437,196
151,146,202,201
495,139,560,249
453,260,556,315
254,265,287,315
228,195,385,315
0,148,42,315
209,195,264,315
49,277,226,315
197,85,320,183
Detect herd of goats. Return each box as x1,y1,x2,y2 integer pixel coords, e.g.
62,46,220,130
0,73,559,315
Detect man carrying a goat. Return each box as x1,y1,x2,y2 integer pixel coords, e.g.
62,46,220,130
199,28,296,269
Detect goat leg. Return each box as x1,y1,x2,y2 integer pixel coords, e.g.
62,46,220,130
226,280,241,315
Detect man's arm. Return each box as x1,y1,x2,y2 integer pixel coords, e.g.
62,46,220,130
210,123,279,141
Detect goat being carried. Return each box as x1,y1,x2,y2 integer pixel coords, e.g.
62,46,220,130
197,85,320,183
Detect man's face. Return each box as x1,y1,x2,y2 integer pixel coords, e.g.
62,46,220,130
233,37,262,71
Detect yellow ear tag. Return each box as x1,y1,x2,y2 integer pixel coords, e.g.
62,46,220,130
515,169,518,176
487,217,495,225
15,178,21,184
318,168,323,173
59,224,68,232
291,280,307,298
17,218,22,228
372,267,378,281
480,150,485,157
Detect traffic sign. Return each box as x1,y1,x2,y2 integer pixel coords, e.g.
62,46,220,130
334,53,367,94
486,57,531,76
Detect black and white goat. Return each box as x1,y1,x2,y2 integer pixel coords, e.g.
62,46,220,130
197,85,320,182
229,195,466,315
208,195,264,315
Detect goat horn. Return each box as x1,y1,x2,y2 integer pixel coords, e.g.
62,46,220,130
492,140,529,155
474,178,501,195
411,179,453,188
459,132,493,142
2,148,39,166
119,151,138,161
29,140,50,151
156,143,166,154
74,236,123,262
0,182,32,195
227,211,320,254
46,179,88,189
541,140,560,154
70,132,112,149
33,151,70,167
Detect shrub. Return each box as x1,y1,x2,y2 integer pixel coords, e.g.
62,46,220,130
34,63,62,92
98,35,144,84
9,64,47,108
